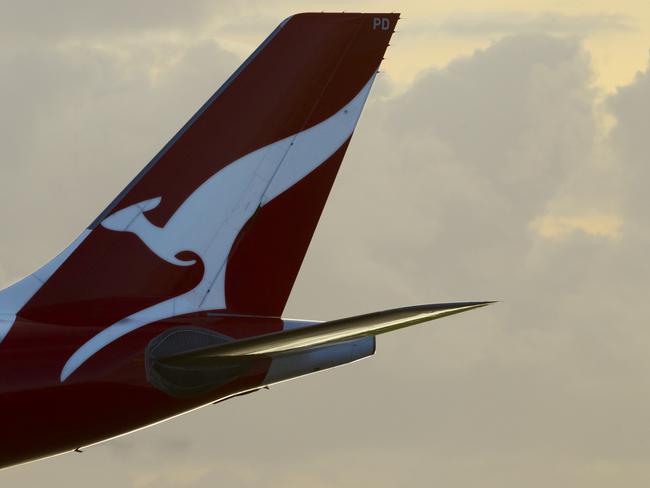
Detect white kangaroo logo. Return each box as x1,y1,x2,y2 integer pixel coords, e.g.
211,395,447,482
102,197,195,266
60,75,376,381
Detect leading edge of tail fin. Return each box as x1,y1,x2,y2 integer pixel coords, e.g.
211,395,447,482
0,14,398,345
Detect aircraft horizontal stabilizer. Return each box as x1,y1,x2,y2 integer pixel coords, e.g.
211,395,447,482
159,302,494,368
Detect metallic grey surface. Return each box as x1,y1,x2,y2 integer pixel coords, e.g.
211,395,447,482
160,302,492,366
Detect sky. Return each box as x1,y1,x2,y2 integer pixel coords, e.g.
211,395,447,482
1,0,649,486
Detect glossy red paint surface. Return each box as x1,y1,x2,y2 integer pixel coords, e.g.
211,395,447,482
0,314,278,469
0,12,398,469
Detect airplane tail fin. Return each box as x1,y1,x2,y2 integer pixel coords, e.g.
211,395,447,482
0,14,398,341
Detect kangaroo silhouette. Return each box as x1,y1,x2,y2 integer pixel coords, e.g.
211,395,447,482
60,75,375,381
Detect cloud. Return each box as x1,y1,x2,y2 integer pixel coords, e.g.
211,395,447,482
531,213,623,240
289,34,603,313
607,54,650,221
284,32,650,485
435,11,633,37
0,33,239,280
0,0,240,42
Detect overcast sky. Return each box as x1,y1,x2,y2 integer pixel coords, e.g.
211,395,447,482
1,1,650,486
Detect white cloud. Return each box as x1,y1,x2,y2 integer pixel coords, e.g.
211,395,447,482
0,35,239,281
608,54,650,221
436,11,632,37
0,0,238,42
